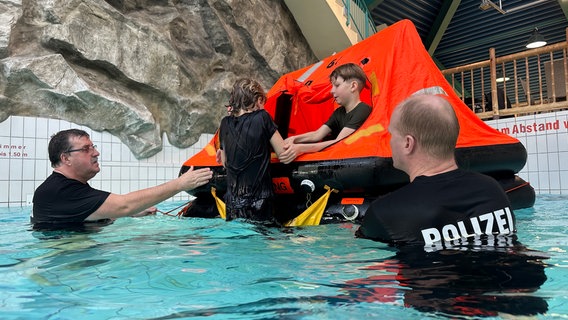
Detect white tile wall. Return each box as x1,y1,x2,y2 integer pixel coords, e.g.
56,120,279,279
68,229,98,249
486,109,568,195
0,116,213,207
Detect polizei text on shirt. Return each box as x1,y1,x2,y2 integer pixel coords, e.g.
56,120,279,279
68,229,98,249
421,207,515,246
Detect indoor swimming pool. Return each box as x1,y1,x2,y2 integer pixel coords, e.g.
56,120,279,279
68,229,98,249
1,194,567,319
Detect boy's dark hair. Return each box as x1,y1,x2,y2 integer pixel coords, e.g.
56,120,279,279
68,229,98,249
330,63,368,92
227,78,266,116
48,129,90,167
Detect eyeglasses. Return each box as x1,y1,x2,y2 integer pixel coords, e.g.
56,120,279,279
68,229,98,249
66,144,97,154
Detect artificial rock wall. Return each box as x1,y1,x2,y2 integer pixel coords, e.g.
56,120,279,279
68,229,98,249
0,0,317,158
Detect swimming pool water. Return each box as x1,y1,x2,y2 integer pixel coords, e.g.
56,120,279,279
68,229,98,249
0,195,567,319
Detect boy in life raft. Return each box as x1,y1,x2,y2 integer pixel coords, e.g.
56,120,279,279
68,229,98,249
280,62,372,160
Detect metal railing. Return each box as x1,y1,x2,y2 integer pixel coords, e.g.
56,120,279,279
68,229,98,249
342,0,376,41
441,28,568,120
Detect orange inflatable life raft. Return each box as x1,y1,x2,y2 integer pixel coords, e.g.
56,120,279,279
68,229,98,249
179,20,535,223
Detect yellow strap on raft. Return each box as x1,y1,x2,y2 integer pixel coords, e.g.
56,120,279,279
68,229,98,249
212,185,337,226
211,187,226,220
285,185,337,227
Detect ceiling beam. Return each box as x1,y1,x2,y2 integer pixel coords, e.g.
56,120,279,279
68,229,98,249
425,0,461,56
434,17,567,56
432,56,445,70
365,0,385,11
558,0,568,21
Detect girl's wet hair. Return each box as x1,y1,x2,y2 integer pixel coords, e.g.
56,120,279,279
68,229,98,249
227,78,266,116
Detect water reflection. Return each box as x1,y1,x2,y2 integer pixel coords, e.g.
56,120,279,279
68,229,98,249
17,213,551,319
149,240,549,320
333,242,549,317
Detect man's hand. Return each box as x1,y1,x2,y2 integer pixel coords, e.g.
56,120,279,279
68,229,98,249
179,166,213,190
131,207,157,217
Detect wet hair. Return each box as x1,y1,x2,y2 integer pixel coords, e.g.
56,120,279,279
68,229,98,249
329,63,367,92
395,95,460,159
48,129,90,167
227,78,266,117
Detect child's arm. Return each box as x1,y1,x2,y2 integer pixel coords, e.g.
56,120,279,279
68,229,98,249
271,131,296,164
284,125,331,144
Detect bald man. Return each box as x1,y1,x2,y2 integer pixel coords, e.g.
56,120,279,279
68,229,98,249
356,95,515,248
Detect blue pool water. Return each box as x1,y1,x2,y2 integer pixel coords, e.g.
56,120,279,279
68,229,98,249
1,195,567,319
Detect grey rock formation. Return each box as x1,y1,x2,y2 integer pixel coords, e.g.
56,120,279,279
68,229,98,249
0,0,317,158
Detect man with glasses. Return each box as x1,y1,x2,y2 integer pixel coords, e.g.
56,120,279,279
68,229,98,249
31,129,212,229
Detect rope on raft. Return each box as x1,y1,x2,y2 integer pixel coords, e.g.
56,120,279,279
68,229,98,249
155,200,194,217
505,181,531,193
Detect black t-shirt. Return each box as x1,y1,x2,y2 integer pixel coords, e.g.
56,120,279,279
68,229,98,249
32,172,110,226
219,110,278,218
357,169,515,247
324,102,372,139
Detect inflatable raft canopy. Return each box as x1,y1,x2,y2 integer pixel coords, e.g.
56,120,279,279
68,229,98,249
180,19,535,223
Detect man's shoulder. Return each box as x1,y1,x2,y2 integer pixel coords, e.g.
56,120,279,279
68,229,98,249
417,169,502,189
35,172,63,192
35,172,99,197
38,172,81,186
370,182,421,210
456,169,502,186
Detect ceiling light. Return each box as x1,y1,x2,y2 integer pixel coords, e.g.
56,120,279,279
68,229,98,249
496,70,509,83
496,75,510,83
495,70,511,82
526,27,547,49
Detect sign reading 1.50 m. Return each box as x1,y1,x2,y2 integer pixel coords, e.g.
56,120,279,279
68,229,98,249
0,144,29,158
